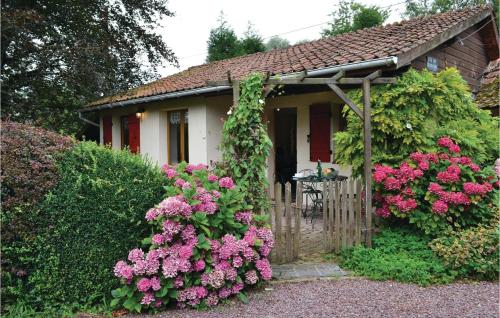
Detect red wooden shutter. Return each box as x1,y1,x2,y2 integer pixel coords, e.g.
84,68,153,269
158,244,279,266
309,104,331,162
128,114,140,154
103,116,113,146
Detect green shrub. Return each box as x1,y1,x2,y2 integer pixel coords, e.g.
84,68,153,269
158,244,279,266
341,228,454,286
335,68,499,177
1,121,74,309
430,213,499,280
23,142,166,311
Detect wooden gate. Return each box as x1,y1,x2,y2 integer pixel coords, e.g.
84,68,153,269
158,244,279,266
268,178,369,264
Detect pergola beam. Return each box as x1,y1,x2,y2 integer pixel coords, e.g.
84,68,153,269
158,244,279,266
327,83,364,120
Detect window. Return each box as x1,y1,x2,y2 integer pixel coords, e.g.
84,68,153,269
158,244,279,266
168,110,189,164
121,114,140,153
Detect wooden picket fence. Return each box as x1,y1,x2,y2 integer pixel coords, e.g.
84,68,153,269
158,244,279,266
268,178,368,264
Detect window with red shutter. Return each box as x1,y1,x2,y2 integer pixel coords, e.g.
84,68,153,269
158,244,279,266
309,104,331,162
127,114,140,154
102,116,112,146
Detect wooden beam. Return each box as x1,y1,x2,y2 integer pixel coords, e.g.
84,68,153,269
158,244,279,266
327,83,364,120
227,71,232,84
365,70,382,80
331,70,345,81
362,78,372,248
233,81,240,106
263,84,276,98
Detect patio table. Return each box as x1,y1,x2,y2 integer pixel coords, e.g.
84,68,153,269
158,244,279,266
293,171,347,224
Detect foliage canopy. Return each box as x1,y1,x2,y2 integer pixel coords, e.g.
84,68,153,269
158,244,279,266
322,0,389,37
1,0,177,135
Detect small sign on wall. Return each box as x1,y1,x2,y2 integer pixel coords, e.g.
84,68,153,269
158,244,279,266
426,56,438,73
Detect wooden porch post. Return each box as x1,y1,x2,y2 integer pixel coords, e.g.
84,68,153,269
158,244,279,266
232,81,240,106
362,78,372,247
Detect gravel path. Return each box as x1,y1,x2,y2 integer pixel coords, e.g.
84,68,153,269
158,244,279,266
127,278,499,318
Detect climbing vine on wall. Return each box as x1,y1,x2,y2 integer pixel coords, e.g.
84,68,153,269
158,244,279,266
220,73,272,212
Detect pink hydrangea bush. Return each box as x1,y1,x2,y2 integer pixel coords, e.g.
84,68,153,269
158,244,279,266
111,162,273,312
373,137,498,236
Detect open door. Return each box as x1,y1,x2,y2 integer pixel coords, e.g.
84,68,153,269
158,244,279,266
274,108,297,186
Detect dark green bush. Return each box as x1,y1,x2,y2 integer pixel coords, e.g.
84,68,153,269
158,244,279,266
1,121,74,309
22,142,166,310
341,228,455,286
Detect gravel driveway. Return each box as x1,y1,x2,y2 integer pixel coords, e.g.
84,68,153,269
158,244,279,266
127,278,499,318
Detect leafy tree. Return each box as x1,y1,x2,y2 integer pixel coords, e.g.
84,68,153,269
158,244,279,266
240,22,266,55
207,12,243,62
322,0,389,37
1,0,177,135
265,36,290,51
402,0,493,18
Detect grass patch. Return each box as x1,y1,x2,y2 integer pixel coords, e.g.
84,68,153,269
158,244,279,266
339,228,455,286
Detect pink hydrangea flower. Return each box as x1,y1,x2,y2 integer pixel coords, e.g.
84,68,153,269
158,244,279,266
375,204,391,218
245,270,258,285
141,292,155,305
152,234,166,245
128,248,144,263
219,177,235,189
174,275,184,288
255,258,272,280
437,136,454,148
449,144,460,153
383,177,401,190
137,278,151,292
432,200,448,214
428,182,443,194
150,276,161,291
114,260,133,280
206,293,219,306
194,260,206,272
208,174,219,182
235,211,253,225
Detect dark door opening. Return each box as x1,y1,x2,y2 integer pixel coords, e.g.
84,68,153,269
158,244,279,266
274,108,297,192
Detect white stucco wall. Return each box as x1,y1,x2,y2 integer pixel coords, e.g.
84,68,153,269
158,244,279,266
99,96,208,166
98,90,352,187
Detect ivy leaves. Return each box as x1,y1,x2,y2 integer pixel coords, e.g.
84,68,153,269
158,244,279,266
221,73,272,213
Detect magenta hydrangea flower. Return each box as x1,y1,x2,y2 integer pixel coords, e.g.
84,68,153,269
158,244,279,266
114,260,133,280
128,248,144,263
375,203,391,218
383,177,401,190
174,275,184,288
158,197,192,218
150,276,161,291
245,270,258,285
219,177,235,189
137,277,151,292
235,211,253,225
255,258,272,280
437,136,454,148
141,292,155,305
194,260,206,272
207,174,219,182
432,200,448,214
152,233,166,245
206,293,219,306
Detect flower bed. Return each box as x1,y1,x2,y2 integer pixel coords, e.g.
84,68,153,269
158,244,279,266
111,163,273,312
373,137,497,236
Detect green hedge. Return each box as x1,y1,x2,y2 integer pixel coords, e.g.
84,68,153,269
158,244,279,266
21,142,166,311
340,228,455,286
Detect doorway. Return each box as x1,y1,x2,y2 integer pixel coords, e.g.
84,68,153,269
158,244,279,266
274,108,297,188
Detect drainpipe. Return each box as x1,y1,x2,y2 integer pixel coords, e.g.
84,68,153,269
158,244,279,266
279,56,398,79
78,112,100,127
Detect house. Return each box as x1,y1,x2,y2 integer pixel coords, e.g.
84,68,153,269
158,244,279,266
79,6,498,188
475,58,500,116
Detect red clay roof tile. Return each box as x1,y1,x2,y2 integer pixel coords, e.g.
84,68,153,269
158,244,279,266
88,6,490,108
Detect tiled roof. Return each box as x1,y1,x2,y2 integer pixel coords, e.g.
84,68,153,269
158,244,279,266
476,58,499,109
88,6,491,109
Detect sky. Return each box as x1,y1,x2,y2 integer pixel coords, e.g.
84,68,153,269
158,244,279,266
156,0,408,76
